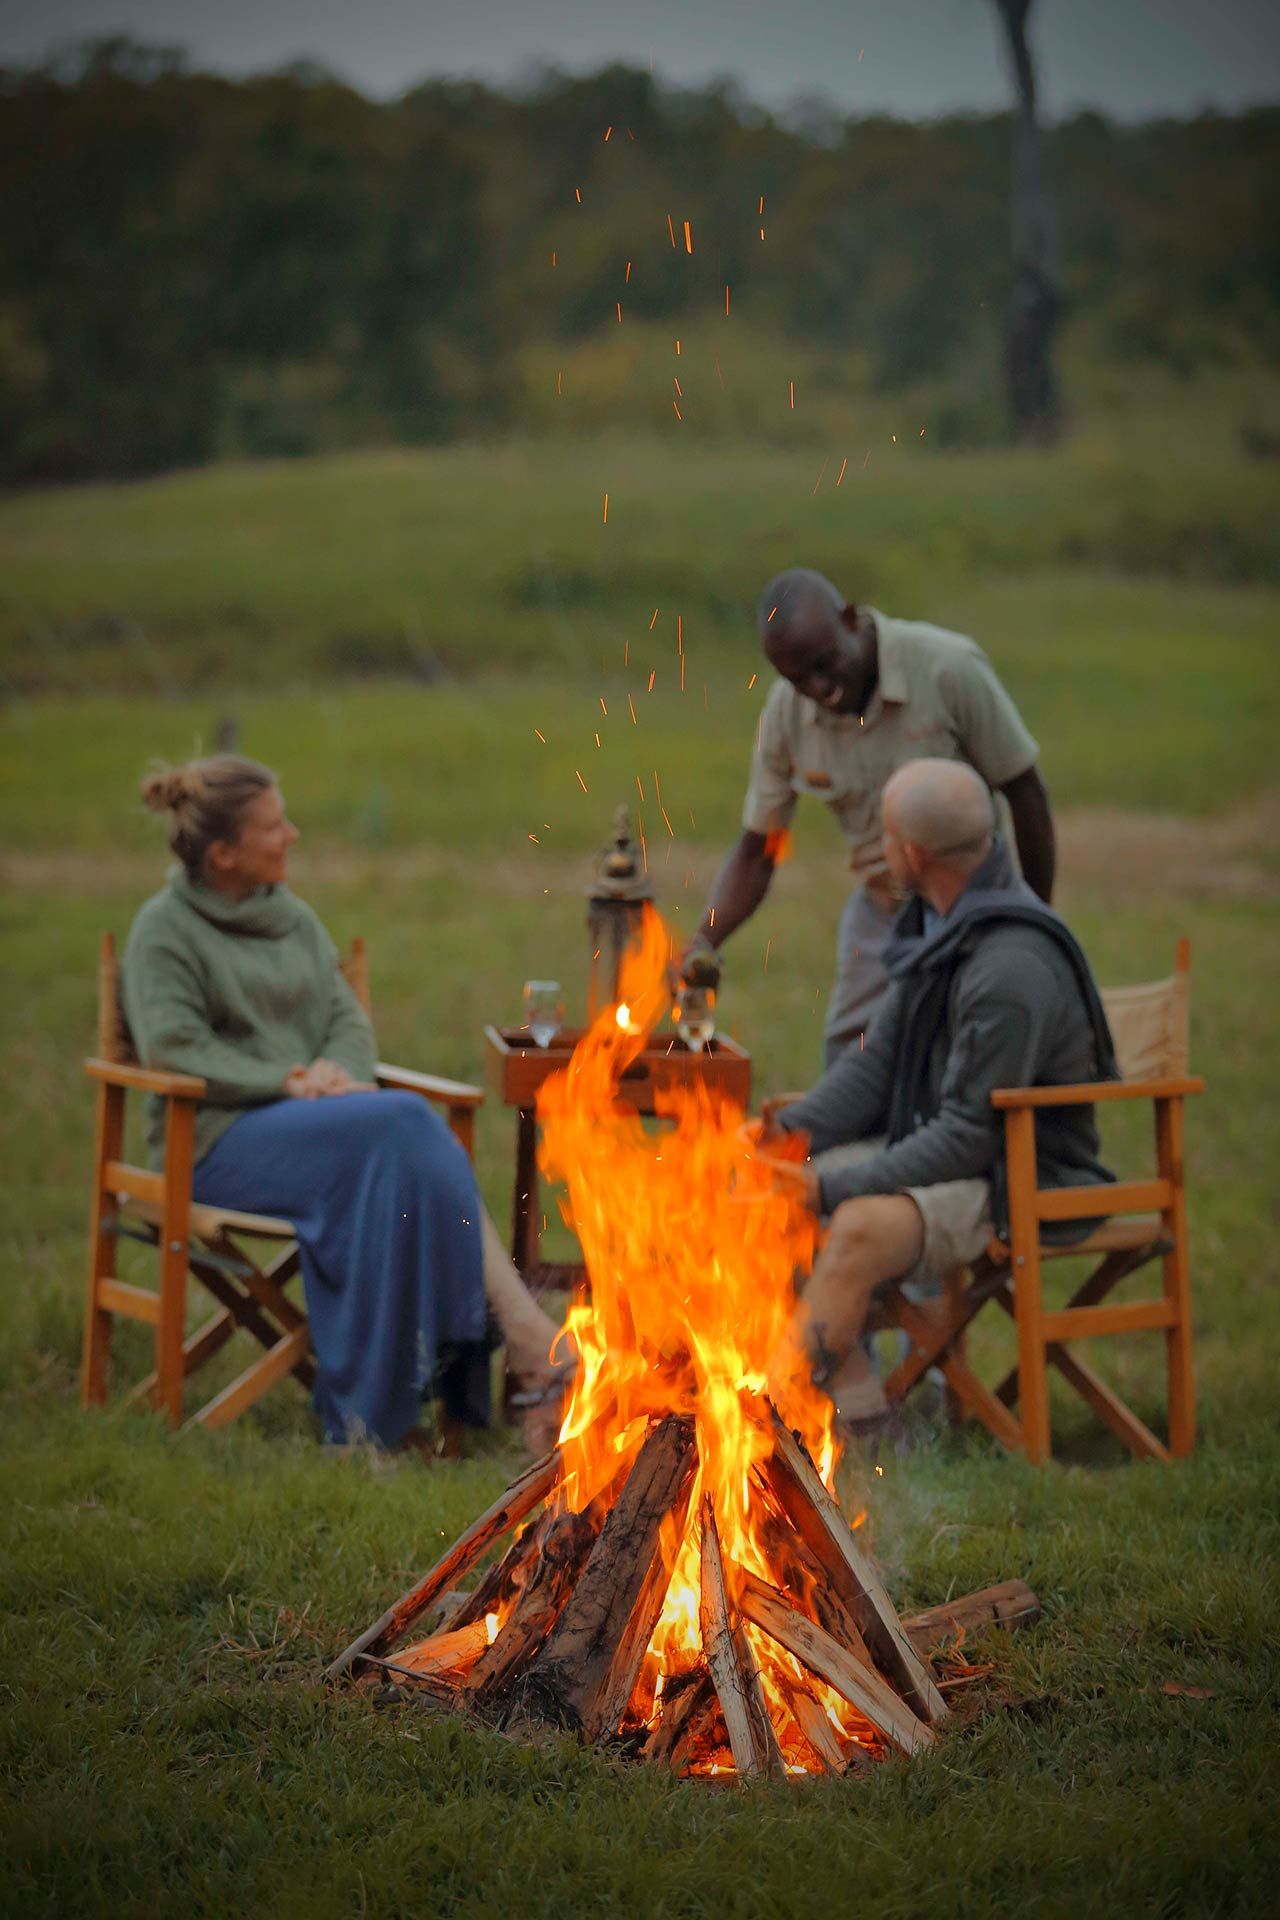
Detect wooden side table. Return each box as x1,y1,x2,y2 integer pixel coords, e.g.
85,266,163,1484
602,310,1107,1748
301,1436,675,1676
483,1026,752,1292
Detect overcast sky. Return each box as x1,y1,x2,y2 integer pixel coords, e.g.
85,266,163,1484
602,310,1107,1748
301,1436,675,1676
1,0,1276,121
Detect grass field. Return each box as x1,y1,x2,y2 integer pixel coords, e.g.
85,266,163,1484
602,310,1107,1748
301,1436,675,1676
2,403,1279,1916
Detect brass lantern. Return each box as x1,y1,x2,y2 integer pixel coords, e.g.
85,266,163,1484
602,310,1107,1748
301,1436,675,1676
586,803,653,1019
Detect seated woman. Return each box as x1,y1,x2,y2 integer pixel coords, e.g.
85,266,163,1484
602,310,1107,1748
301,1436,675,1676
123,752,568,1452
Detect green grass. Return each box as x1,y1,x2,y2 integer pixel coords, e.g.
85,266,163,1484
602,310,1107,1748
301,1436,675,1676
3,414,1279,1914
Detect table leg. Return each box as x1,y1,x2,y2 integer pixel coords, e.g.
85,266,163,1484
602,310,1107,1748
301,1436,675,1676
512,1106,540,1275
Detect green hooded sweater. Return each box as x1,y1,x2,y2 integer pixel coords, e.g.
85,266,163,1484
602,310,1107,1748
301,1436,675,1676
121,868,378,1167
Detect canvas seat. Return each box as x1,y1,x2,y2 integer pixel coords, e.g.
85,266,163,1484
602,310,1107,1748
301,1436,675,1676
81,932,484,1433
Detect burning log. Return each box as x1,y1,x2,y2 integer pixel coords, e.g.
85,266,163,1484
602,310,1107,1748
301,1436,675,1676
761,1409,948,1726
324,1448,559,1682
466,1506,601,1702
517,1414,697,1739
736,1567,933,1757
699,1499,785,1781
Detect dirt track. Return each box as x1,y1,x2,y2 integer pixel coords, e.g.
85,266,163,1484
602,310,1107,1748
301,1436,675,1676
5,793,1277,903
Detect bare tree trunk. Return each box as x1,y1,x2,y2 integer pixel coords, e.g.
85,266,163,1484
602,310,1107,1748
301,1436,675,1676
991,0,1061,443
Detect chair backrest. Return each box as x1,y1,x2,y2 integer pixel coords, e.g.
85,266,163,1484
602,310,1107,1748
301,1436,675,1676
338,934,372,1018
1100,938,1191,1081
96,929,373,1064
97,931,136,1065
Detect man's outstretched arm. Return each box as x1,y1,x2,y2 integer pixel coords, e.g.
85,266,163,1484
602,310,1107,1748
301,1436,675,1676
1001,764,1056,902
692,829,777,950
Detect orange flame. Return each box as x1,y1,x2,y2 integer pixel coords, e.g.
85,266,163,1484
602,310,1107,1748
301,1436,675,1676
533,903,870,1770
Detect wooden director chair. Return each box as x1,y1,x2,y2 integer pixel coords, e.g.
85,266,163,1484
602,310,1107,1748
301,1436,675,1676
81,934,484,1432
876,939,1202,1464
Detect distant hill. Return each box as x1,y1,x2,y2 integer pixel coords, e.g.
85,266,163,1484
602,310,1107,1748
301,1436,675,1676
1,39,1276,482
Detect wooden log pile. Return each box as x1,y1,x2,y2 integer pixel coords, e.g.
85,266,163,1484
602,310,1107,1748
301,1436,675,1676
327,1406,1038,1780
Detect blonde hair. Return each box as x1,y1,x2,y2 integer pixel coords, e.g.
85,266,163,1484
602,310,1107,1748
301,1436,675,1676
140,754,276,878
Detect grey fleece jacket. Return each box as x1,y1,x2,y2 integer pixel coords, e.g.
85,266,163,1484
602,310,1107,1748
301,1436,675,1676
778,866,1113,1224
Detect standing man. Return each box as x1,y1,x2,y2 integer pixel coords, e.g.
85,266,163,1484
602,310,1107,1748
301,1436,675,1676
689,568,1056,1065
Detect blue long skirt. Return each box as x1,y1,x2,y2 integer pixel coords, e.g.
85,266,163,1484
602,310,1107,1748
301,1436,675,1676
192,1091,486,1446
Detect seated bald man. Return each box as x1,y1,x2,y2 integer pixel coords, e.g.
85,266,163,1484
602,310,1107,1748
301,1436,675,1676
762,757,1117,1437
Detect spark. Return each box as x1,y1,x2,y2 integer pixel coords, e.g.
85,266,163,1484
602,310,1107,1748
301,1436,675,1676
604,125,613,141
625,259,632,283
528,833,540,844
747,672,757,689
673,400,682,421
709,907,716,928
673,375,683,398
636,773,646,801
836,456,848,486
760,227,766,241
533,728,546,742
677,615,683,654
602,492,609,523
624,639,629,665
647,670,655,692
675,338,682,356
758,195,764,215
725,284,730,316
764,937,772,970
767,605,778,622
575,769,588,793
599,696,608,716
660,803,675,837
683,219,693,254
680,654,686,691
653,766,663,803
627,693,637,725
789,380,795,409
556,369,562,396
812,456,828,494
617,301,623,322
551,250,556,266
637,815,648,871
920,426,926,437
649,608,660,630
575,187,582,203
891,433,897,444
688,809,696,828
667,213,676,248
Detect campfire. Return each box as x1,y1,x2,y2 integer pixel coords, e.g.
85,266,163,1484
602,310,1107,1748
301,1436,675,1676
328,905,1028,1778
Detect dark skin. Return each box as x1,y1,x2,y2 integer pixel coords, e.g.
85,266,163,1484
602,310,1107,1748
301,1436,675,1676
694,601,1056,951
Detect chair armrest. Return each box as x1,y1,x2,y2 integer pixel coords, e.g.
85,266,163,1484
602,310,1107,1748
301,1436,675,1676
375,1062,484,1108
991,1075,1204,1111
85,1056,206,1098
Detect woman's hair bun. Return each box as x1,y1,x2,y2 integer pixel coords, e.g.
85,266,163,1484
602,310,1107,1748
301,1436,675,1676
140,765,190,812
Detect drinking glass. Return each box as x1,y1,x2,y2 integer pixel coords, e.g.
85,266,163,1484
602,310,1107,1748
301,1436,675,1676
674,981,716,1050
523,979,564,1048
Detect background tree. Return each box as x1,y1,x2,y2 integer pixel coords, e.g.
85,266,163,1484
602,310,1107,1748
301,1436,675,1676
990,0,1061,442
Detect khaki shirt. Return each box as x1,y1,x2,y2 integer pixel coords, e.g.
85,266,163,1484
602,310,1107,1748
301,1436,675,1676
742,609,1038,891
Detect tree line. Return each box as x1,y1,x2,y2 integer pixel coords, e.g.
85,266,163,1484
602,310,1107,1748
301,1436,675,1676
1,37,1275,483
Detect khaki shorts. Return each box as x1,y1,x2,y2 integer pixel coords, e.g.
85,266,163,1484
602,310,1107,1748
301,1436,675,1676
812,1139,995,1299
900,1178,995,1293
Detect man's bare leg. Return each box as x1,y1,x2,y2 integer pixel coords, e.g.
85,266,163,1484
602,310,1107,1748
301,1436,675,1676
790,1194,924,1423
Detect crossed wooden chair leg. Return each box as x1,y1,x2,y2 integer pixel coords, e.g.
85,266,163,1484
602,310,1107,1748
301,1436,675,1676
880,1234,1177,1460
124,1233,314,1432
